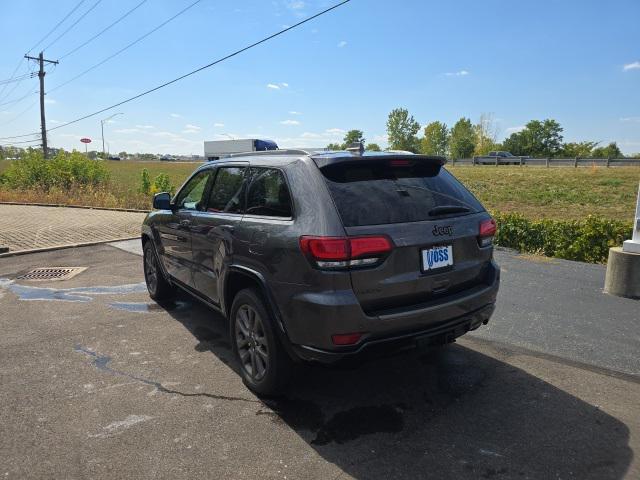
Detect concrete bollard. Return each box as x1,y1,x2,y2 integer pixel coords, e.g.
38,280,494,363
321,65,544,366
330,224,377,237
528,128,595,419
604,182,640,298
604,248,640,299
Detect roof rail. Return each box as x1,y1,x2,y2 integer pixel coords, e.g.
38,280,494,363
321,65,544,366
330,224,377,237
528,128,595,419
227,149,311,158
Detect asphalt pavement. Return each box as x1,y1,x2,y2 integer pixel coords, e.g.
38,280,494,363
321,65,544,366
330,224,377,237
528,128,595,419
0,243,638,479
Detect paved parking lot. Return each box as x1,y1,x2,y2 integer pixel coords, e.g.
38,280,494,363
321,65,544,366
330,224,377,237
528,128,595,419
0,205,146,253
0,244,638,479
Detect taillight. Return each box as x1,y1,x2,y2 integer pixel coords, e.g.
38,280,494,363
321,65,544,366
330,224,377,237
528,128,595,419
478,218,497,247
299,235,392,269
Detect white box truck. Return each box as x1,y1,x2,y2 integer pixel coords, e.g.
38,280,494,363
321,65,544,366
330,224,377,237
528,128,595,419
204,139,278,160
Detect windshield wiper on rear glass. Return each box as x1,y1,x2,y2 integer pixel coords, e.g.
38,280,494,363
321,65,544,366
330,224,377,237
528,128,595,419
428,205,471,216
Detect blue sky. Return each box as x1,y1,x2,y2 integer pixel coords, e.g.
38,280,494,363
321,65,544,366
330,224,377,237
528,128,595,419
1,0,639,155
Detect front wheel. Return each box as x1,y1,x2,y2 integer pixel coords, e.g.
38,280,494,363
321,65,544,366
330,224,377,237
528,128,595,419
143,241,174,301
230,288,291,395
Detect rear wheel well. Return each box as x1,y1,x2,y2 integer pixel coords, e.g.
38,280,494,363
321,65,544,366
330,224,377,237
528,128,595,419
225,271,262,317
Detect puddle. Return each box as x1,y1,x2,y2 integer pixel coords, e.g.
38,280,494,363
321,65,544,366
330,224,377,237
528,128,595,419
0,278,147,302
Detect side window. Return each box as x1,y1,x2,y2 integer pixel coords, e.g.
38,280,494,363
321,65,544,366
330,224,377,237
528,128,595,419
246,168,292,218
207,167,246,213
175,170,211,211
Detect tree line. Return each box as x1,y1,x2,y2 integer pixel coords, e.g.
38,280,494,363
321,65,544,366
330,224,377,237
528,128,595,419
329,108,633,159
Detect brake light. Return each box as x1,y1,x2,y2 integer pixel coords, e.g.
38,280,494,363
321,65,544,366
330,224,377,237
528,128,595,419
390,159,411,167
331,332,363,345
478,218,497,247
299,235,392,269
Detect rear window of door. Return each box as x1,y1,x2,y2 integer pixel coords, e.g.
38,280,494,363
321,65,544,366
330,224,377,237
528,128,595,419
245,168,292,218
320,161,483,227
206,166,247,213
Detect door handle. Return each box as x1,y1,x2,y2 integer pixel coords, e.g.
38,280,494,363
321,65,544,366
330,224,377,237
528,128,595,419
219,224,235,233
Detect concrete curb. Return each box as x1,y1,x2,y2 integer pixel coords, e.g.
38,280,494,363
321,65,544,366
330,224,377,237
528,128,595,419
0,201,150,213
0,236,139,259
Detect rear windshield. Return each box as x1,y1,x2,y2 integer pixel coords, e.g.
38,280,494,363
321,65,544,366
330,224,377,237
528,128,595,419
320,161,483,227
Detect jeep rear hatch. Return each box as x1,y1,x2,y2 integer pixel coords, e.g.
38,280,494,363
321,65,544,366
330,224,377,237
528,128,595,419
313,154,494,316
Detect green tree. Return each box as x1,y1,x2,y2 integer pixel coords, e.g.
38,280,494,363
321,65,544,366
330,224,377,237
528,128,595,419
366,143,381,152
152,173,175,195
592,142,623,158
386,108,420,152
449,117,476,159
420,121,449,156
503,119,564,157
474,113,499,155
326,143,342,150
561,141,599,158
343,129,364,147
118,151,128,160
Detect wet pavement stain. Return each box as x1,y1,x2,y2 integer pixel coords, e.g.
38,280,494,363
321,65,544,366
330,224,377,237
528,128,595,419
0,278,147,302
73,344,258,404
108,300,190,314
258,398,325,431
311,404,405,445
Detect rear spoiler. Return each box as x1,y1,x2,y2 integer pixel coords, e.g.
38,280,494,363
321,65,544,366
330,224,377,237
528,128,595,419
311,153,446,170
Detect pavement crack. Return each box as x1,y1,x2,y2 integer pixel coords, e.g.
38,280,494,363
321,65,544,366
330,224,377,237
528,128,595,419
74,344,259,404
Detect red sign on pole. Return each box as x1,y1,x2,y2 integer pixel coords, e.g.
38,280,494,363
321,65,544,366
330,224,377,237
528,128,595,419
80,138,91,144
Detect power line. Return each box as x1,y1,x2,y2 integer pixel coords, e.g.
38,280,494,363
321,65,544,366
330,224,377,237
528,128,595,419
0,72,36,86
42,0,103,52
0,59,26,100
0,89,38,108
28,0,88,53
58,0,148,60
48,0,202,94
0,99,39,126
0,137,41,146
0,0,351,141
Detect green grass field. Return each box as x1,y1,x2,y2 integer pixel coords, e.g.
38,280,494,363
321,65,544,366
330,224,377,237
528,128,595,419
1,159,639,221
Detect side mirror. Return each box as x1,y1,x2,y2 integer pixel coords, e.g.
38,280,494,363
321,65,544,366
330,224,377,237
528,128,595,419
152,192,172,210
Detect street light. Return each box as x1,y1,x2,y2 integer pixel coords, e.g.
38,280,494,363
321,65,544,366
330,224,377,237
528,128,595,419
101,112,123,159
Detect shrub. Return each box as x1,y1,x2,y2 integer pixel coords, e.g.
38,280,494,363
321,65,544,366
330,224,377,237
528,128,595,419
0,149,110,191
139,168,151,194
493,212,632,263
151,173,175,195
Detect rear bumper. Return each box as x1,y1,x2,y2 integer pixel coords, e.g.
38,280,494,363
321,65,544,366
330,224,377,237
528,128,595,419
291,303,496,364
283,261,500,364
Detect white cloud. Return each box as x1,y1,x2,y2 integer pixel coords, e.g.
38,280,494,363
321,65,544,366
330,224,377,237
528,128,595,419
213,122,224,127
135,125,154,129
267,83,280,89
301,132,321,138
620,117,640,123
287,0,305,9
281,82,289,88
289,111,302,115
280,119,300,125
170,113,182,118
337,40,347,48
114,128,140,134
623,61,640,71
44,98,57,104
325,128,345,134
153,131,180,138
505,125,525,134
445,70,469,76
184,124,201,130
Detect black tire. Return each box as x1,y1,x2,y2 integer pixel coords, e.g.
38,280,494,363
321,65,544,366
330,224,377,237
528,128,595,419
230,288,292,396
143,241,174,301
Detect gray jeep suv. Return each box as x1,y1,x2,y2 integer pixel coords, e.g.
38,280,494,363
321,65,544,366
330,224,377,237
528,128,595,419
141,150,500,394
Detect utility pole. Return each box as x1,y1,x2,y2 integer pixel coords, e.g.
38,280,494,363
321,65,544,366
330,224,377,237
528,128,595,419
24,52,58,158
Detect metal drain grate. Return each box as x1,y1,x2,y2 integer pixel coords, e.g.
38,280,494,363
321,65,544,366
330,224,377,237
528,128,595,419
17,267,87,281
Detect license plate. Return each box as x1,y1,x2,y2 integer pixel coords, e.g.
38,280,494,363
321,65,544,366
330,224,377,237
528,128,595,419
422,245,453,271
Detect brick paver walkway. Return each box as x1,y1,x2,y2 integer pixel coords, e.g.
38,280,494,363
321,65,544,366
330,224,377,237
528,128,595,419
0,205,146,253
